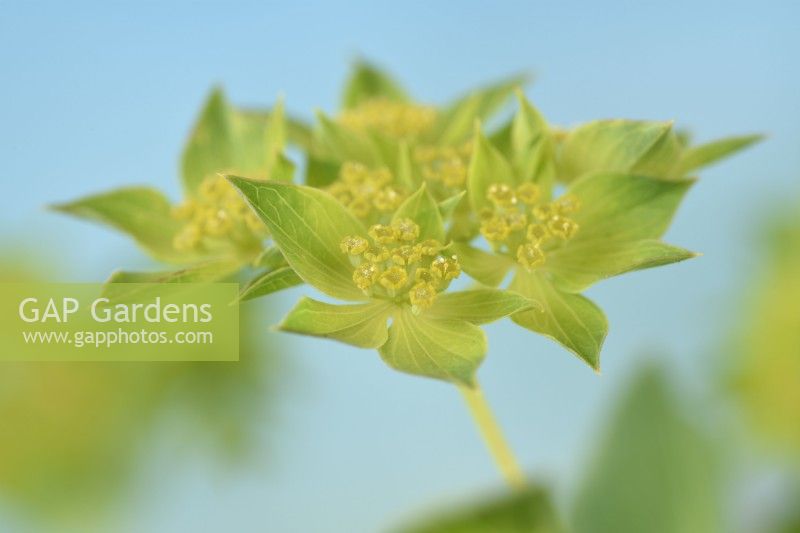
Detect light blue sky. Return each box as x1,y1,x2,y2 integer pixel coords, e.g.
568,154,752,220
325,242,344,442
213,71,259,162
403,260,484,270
1,1,798,531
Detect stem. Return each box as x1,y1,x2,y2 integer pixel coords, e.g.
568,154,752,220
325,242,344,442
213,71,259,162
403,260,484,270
458,382,526,490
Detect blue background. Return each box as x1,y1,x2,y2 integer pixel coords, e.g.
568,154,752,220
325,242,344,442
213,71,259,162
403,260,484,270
1,1,797,531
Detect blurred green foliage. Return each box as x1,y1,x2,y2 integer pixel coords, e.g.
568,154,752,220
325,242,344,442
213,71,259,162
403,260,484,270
572,365,719,533
0,261,278,524
728,204,800,459
397,486,562,533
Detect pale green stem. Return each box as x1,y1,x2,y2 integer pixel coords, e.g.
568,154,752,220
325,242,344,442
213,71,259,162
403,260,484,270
458,382,527,490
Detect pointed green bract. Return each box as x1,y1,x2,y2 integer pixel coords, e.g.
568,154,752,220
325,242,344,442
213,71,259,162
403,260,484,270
542,172,696,291
50,187,192,264
342,61,409,109
566,172,694,242
227,178,367,301
426,289,538,324
397,141,422,191
438,191,466,221
546,239,696,293
559,120,674,182
468,128,517,213
511,92,555,191
451,242,514,287
675,133,763,175
379,307,486,386
101,259,242,301
315,111,382,165
182,88,236,193
510,271,607,370
433,74,529,145
182,89,293,193
239,266,303,302
278,297,392,349
393,184,445,242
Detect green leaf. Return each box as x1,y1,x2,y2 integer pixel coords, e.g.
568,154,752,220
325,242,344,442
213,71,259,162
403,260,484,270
239,266,303,302
253,246,288,270
559,120,674,182
399,486,563,533
342,61,408,109
227,178,367,301
101,259,242,301
510,271,607,370
182,88,235,193
305,155,341,188
379,307,486,386
262,96,287,174
467,127,517,213
182,89,294,192
277,297,391,349
547,239,696,293
566,172,694,242
314,111,382,165
434,74,530,145
238,108,314,152
50,187,191,264
542,172,696,291
451,242,514,287
393,184,445,242
105,259,241,284
397,141,423,191
438,191,466,221
572,365,719,533
675,133,763,176
426,289,538,324
511,92,556,194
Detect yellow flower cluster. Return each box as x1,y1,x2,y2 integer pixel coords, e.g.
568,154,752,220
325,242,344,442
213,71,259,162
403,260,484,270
171,175,266,252
328,162,405,222
338,98,437,139
340,219,460,312
414,141,473,189
478,182,580,270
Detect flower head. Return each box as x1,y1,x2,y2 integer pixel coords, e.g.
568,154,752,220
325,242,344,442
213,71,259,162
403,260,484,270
171,175,266,252
339,219,460,311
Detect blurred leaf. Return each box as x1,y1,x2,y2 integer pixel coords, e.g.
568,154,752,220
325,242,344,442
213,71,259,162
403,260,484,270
342,61,409,108
572,365,720,533
278,297,391,348
239,266,303,302
50,187,191,264
398,486,562,533
227,177,367,301
728,205,800,456
510,271,607,370
379,306,485,387
675,134,763,176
